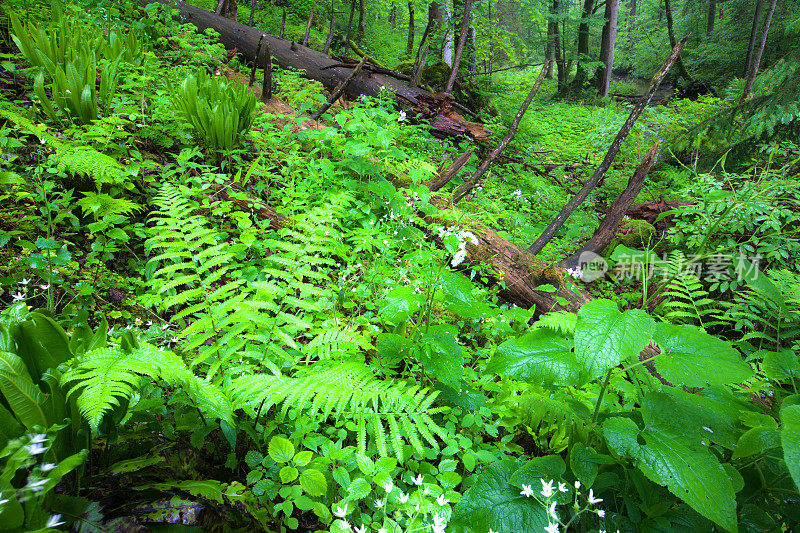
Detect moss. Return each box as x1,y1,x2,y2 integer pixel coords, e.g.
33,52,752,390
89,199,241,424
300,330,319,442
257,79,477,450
604,219,657,255
422,61,451,89
395,61,414,76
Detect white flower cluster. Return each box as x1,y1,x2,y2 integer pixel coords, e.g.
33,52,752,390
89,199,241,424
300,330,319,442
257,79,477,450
437,226,479,268
517,478,614,533
565,266,583,279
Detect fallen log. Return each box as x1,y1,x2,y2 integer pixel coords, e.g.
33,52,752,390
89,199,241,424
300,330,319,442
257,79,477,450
141,0,489,141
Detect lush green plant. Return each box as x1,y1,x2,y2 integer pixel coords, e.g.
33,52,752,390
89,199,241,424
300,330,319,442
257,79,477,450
170,69,256,150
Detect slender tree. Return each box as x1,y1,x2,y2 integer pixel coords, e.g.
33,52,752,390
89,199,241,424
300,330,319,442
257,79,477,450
706,0,716,37
445,0,473,93
345,0,356,48
743,0,764,77
596,0,619,97
742,0,778,101
249,0,256,26
664,0,691,81
406,2,415,56
357,0,366,42
569,0,596,91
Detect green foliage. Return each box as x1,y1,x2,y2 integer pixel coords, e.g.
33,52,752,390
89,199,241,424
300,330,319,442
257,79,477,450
170,70,256,150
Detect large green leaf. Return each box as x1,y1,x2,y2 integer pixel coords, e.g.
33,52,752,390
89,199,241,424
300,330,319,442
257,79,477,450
0,351,49,430
487,329,581,387
379,287,425,325
451,460,548,533
780,402,800,492
653,323,752,387
418,324,463,389
574,299,654,380
762,350,800,381
439,270,492,319
639,393,738,532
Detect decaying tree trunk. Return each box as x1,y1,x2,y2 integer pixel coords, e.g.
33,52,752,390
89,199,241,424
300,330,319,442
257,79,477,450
596,0,619,97
562,140,660,268
445,0,473,93
142,0,489,141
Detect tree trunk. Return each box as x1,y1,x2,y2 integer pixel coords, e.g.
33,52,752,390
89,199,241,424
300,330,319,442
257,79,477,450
248,0,255,26
743,0,764,77
357,0,366,42
302,12,313,47
552,0,566,91
562,140,661,268
445,0,473,93
406,2,415,57
345,0,356,47
529,36,688,255
279,8,286,38
706,0,716,37
487,0,494,82
442,0,453,65
389,4,397,28
596,0,619,97
664,0,691,81
742,0,778,101
569,0,596,91
323,0,335,55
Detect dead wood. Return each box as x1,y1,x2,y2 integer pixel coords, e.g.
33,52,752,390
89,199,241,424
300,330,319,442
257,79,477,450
562,140,661,268
312,55,367,121
426,148,474,192
527,35,689,255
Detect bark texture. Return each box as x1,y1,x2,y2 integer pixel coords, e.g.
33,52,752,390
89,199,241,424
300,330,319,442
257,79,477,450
742,0,778,101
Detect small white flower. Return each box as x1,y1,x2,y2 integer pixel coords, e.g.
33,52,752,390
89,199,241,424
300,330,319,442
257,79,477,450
334,503,348,518
423,486,430,495
574,480,581,489
597,509,605,517
398,492,409,504
587,489,603,505
702,426,713,433
0,492,8,505
40,463,56,472
378,529,388,533
375,499,384,508
26,443,47,455
20,278,31,285
398,111,407,122
544,523,560,533
540,479,555,498
39,284,49,290
340,519,352,531
432,514,447,533
412,474,424,486
489,530,498,533
383,481,394,493
46,514,64,528
548,501,558,520
520,484,534,498
354,525,366,533
12,292,25,301
27,478,48,491
436,494,448,505
558,482,568,493
451,248,467,268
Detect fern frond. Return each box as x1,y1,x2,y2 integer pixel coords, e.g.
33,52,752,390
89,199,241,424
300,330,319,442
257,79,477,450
226,361,444,458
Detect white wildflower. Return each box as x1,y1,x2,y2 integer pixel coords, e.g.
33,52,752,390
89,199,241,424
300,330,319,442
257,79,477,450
12,292,25,301
340,519,352,531
20,278,31,285
702,426,713,433
548,501,558,520
558,482,569,493
597,509,605,517
46,514,64,528
520,484,534,498
587,489,603,505
436,494,448,506
540,479,555,498
26,443,47,455
334,504,348,518
375,499,384,508
27,478,48,491
0,492,8,505
40,463,56,472
412,474,424,486
574,480,581,489
354,525,367,533
398,493,409,504
451,248,467,268
398,111,407,122
544,523,560,533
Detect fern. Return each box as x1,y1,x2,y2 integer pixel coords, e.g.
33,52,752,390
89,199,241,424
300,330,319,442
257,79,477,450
0,106,127,187
226,361,447,460
535,311,577,336
61,343,233,433
657,251,724,328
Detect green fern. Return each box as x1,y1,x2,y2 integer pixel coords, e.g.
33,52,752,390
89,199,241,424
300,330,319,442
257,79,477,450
657,251,724,328
535,311,577,336
226,361,447,460
0,106,127,187
61,342,233,433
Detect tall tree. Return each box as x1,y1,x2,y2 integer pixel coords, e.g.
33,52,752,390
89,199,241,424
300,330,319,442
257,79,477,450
345,0,356,47
743,0,764,77
442,0,453,65
569,0,596,91
249,0,256,26
596,0,619,96
406,2,415,57
445,0,473,92
552,0,567,90
706,0,716,37
664,0,692,81
742,0,778,101
357,0,366,41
